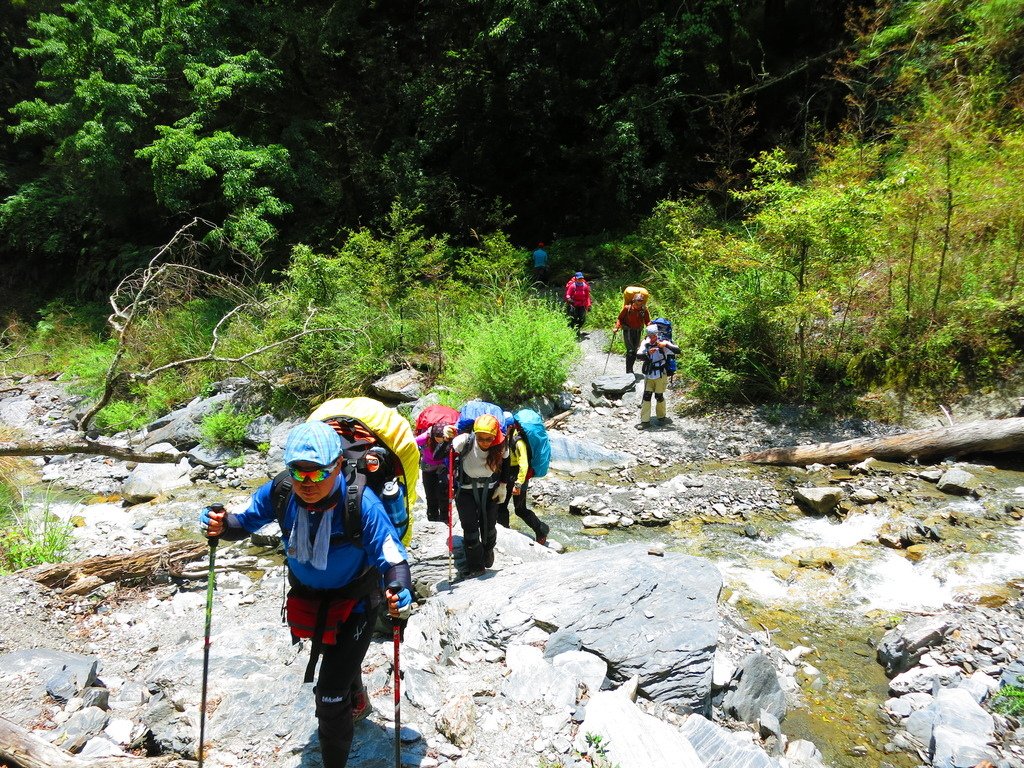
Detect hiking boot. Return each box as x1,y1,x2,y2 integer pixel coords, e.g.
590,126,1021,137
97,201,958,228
484,548,495,568
636,422,651,431
535,522,550,546
351,687,371,722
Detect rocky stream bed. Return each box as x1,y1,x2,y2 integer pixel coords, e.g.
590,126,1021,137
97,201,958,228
0,330,1023,768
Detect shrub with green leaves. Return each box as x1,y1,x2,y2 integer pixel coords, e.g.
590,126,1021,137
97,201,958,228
200,406,253,449
444,298,579,404
0,486,73,573
992,685,1024,717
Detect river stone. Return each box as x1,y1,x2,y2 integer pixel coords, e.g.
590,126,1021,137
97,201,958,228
889,665,962,695
876,616,952,676
957,670,998,703
679,711,782,767
369,369,423,403
722,653,788,724
1001,657,1024,687
410,543,720,713
503,645,578,707
49,706,109,752
574,690,703,768
403,667,443,715
552,649,608,695
936,468,978,496
793,487,843,516
5,650,103,702
582,514,620,529
436,693,476,748
186,444,240,467
931,686,994,736
851,487,882,504
591,374,638,398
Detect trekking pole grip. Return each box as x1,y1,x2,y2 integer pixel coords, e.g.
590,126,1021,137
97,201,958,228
207,503,224,544
386,581,405,630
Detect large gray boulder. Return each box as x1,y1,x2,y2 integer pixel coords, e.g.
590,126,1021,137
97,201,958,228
548,433,636,472
370,369,424,403
936,468,978,496
406,543,721,713
141,392,235,450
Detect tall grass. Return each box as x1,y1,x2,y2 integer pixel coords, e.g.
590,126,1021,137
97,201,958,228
442,296,580,405
0,443,73,573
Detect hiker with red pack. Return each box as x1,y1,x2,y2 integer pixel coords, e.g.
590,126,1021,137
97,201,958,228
564,271,592,335
414,405,459,523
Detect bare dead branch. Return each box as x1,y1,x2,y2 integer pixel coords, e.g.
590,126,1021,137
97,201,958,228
129,325,359,382
0,440,215,467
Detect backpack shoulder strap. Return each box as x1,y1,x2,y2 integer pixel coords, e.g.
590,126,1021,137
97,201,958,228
340,458,365,545
271,470,293,532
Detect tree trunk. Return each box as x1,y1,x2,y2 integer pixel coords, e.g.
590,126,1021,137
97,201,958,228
0,441,209,467
0,716,194,768
22,541,208,592
737,417,1024,466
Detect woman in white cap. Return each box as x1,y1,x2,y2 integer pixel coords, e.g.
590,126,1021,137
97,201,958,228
636,323,680,428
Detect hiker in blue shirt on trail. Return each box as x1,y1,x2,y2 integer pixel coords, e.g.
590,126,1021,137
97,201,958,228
532,242,549,283
199,420,413,768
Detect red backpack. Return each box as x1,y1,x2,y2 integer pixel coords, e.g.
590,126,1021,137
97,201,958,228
415,404,460,436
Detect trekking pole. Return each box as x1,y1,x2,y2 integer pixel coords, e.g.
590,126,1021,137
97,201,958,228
603,329,618,374
386,582,404,768
198,503,222,768
447,449,455,589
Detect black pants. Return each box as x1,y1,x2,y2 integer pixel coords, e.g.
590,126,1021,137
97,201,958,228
622,327,642,373
314,604,379,768
567,304,587,332
421,466,449,523
455,482,497,571
495,477,549,540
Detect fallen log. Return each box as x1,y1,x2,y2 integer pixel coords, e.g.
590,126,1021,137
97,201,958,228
0,440,215,468
22,541,208,592
0,716,194,768
737,416,1024,466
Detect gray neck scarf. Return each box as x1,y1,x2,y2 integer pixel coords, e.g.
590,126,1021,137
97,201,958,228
286,477,342,570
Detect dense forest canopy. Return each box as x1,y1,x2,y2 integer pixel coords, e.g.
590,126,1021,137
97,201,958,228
2,0,1024,421
1,0,858,303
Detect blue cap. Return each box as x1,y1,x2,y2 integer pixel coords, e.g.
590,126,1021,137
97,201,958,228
284,421,341,467
574,272,584,279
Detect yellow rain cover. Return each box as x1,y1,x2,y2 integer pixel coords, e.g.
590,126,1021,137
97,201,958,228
623,285,649,306
308,396,419,544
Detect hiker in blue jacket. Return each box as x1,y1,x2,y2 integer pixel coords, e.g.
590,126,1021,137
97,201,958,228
200,421,413,768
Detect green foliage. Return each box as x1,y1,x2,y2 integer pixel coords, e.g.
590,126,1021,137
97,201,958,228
93,400,149,434
0,488,74,574
200,406,253,449
444,297,579,405
992,685,1024,716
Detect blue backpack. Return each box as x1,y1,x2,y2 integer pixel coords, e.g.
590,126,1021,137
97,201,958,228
513,409,550,478
652,317,677,376
457,400,506,433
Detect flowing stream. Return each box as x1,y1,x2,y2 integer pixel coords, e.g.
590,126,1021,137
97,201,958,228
527,458,1024,767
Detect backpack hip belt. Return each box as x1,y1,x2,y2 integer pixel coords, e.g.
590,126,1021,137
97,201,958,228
285,566,381,683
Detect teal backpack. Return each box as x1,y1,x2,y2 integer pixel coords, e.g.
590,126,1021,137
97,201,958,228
513,408,550,478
